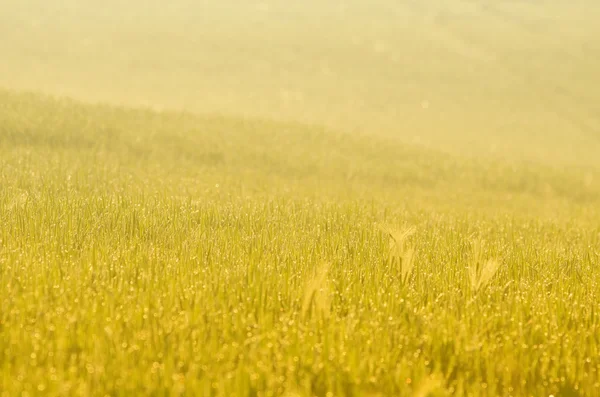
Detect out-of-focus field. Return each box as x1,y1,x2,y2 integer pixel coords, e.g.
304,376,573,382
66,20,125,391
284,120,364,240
1,0,600,165
1,1,600,396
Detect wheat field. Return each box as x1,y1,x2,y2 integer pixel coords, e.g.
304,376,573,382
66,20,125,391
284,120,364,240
1,1,600,396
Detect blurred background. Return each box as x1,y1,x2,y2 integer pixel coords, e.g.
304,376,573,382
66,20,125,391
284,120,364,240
2,0,599,166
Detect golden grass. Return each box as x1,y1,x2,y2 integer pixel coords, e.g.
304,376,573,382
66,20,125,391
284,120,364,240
1,91,599,396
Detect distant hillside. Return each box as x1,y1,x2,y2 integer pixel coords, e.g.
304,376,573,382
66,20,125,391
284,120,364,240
1,0,600,166
1,89,598,221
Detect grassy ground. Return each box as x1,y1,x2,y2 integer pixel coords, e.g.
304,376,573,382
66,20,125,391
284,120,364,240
2,1,600,395
1,90,599,396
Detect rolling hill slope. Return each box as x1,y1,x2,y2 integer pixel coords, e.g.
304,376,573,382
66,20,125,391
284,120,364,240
1,90,600,396
2,0,600,166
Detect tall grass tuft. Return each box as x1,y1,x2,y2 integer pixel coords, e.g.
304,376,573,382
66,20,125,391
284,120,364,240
385,226,416,284
467,239,502,293
301,262,331,320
